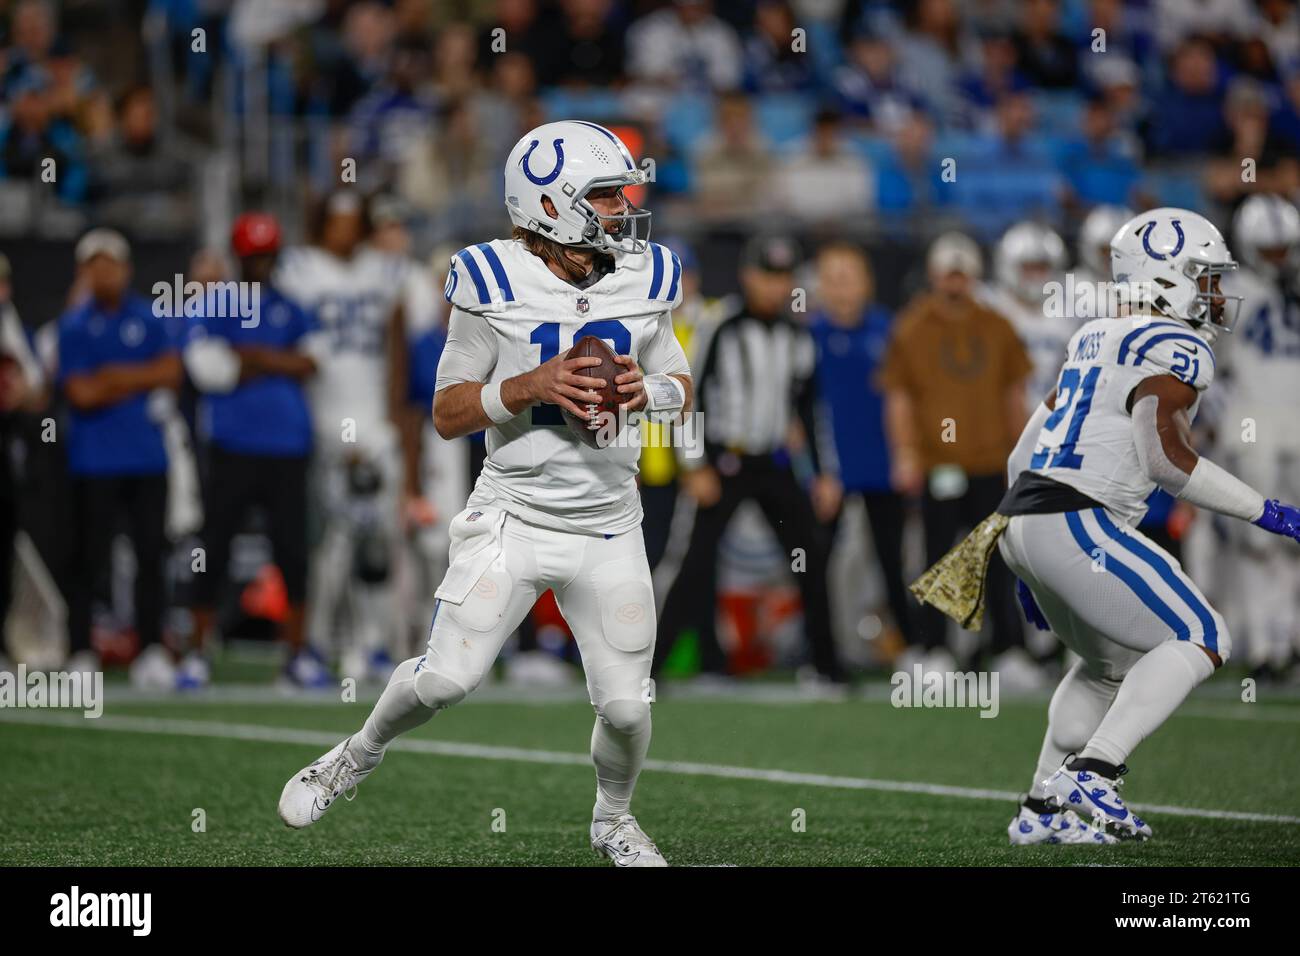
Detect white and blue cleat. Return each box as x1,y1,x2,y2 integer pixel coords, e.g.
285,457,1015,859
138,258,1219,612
1043,761,1152,841
1008,804,1117,845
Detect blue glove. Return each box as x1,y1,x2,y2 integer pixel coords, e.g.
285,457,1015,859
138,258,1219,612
1254,499,1300,542
1015,578,1051,632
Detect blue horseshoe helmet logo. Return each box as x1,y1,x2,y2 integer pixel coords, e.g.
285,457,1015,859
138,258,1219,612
1141,218,1184,260
521,138,565,185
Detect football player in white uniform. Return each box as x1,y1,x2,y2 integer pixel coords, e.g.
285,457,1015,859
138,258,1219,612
1219,195,1300,677
277,122,693,867
275,190,410,685
1074,205,1134,297
916,209,1300,845
996,208,1300,842
982,221,1076,406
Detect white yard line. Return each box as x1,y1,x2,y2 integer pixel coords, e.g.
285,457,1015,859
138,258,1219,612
3,710,1297,826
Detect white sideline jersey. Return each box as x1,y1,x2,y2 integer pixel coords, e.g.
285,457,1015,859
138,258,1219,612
1026,314,1215,526
981,285,1079,405
1220,268,1300,451
435,238,691,536
275,245,405,454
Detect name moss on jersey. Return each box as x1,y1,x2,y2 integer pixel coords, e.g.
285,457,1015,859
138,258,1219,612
1029,315,1216,525
444,238,684,536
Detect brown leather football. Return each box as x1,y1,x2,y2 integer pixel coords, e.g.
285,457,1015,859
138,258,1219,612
561,334,628,448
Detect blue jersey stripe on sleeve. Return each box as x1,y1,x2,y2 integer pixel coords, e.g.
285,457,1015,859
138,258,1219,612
648,244,665,300
1133,332,1216,371
666,252,681,303
475,243,514,302
1116,321,1185,365
455,248,490,305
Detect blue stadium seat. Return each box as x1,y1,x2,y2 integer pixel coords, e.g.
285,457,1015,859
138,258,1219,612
754,93,814,146
662,95,716,153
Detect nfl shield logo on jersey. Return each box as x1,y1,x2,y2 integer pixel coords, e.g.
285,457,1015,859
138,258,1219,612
466,511,483,522
576,295,590,315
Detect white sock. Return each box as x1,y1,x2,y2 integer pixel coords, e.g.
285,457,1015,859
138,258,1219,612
590,706,651,822
1029,661,1119,798
347,657,436,769
1082,641,1215,767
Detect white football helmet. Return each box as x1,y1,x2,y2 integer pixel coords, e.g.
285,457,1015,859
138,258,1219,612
995,221,1067,301
1110,207,1241,342
1078,204,1134,276
1231,193,1300,282
503,120,650,254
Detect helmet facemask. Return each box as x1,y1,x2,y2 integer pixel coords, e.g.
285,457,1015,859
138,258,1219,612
1181,258,1241,339
563,171,651,254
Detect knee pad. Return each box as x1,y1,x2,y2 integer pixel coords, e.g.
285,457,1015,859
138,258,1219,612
597,698,652,737
596,558,655,653
413,666,469,712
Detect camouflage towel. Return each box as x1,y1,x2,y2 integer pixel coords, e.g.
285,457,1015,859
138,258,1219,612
909,512,1011,631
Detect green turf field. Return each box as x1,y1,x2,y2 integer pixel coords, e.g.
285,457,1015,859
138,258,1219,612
2,681,1298,866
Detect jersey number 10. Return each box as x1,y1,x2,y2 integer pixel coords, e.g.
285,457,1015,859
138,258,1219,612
529,320,632,425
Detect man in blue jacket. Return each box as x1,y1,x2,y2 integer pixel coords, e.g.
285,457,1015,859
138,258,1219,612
59,229,182,687
808,241,915,652
184,212,323,688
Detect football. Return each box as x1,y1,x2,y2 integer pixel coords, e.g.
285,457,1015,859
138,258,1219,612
561,334,629,448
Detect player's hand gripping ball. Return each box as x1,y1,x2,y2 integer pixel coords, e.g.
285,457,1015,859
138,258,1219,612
562,335,631,448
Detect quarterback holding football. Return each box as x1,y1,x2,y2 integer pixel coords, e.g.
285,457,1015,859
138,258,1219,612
277,121,693,867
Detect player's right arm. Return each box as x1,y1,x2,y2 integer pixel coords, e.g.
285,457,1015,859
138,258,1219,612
431,307,605,440
1129,374,1300,541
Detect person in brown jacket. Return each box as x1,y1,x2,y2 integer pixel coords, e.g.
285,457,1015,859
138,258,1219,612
878,231,1040,684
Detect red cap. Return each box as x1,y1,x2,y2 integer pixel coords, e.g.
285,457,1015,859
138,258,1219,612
231,212,281,258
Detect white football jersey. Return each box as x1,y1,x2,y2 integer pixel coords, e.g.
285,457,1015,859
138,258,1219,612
1219,267,1300,450
436,238,690,536
275,245,405,454
1026,314,1215,525
981,285,1078,405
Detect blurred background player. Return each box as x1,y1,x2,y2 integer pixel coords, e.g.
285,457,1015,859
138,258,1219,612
808,240,913,659
983,220,1073,407
1221,193,1300,680
58,228,183,688
0,251,44,660
1074,205,1136,300
184,212,319,689
655,234,845,689
275,189,410,684
880,231,1038,685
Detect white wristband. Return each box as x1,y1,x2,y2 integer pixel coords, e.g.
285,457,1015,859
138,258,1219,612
1179,456,1266,522
480,381,515,425
643,372,685,413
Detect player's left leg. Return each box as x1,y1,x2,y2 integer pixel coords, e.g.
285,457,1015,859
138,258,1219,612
278,506,540,829
1031,509,1228,839
553,528,665,866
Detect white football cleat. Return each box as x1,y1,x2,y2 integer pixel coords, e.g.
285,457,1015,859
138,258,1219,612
278,737,380,829
591,815,668,867
1008,804,1117,845
1043,760,1153,841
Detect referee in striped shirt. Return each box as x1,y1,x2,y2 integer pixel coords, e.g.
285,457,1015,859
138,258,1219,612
655,235,844,684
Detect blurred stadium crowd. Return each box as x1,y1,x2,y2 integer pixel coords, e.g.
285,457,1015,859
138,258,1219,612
0,0,1297,692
